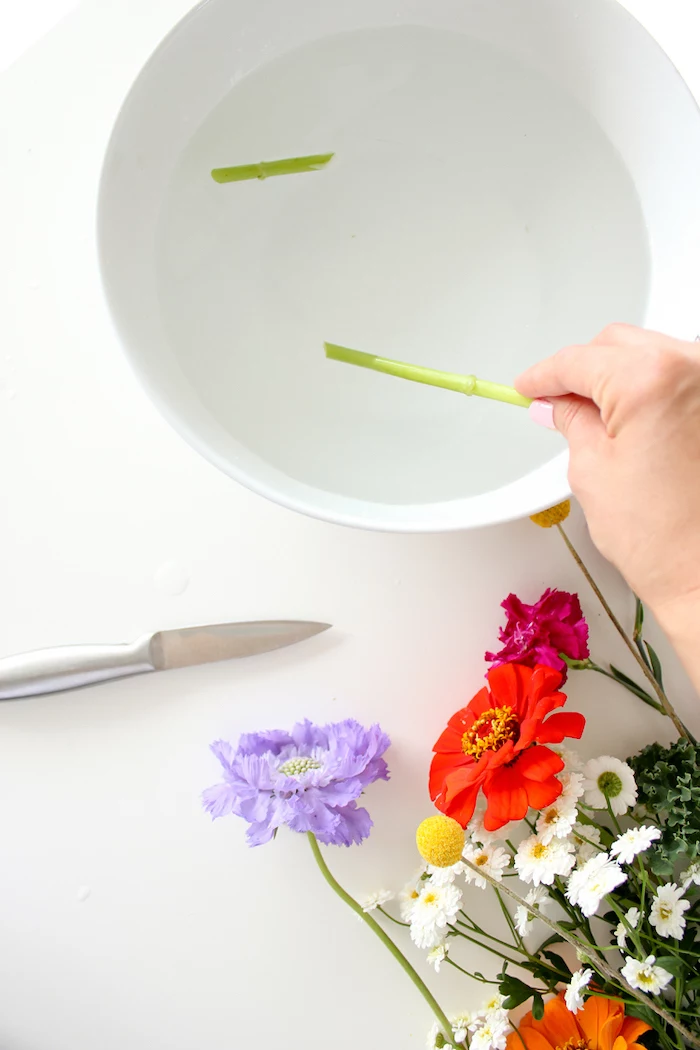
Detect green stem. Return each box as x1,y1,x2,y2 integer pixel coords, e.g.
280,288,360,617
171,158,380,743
324,343,532,408
557,524,690,740
306,833,458,1046
211,152,334,183
446,958,499,983
379,906,409,927
579,661,664,713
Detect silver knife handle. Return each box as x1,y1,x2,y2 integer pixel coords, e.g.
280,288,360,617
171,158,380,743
0,636,155,700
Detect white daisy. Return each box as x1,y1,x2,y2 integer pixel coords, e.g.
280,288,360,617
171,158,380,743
536,794,579,845
467,811,498,846
463,842,511,888
610,826,661,865
427,861,465,886
361,889,394,913
451,1013,473,1043
427,943,448,972
479,993,507,1019
399,874,424,921
616,906,641,949
582,756,637,815
410,882,462,950
514,834,576,886
469,1013,511,1050
572,823,603,865
681,861,700,890
426,1022,448,1049
649,883,690,939
514,886,551,937
566,853,626,917
564,967,593,1012
621,955,673,995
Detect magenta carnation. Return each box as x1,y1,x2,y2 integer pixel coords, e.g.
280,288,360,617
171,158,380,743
485,588,589,678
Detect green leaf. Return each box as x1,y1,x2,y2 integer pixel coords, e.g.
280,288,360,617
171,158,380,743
532,993,545,1021
609,665,661,708
535,934,565,954
499,976,537,1010
644,641,664,688
542,950,572,976
624,1002,657,1029
634,597,644,639
654,955,685,979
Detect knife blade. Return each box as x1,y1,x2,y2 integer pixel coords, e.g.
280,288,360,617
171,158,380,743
0,620,331,700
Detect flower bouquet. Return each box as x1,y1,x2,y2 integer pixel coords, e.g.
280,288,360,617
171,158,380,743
204,502,699,1050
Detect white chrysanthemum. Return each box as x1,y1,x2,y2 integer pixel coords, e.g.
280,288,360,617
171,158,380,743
426,861,465,886
582,756,637,815
566,853,626,917
399,874,424,921
469,1013,511,1050
564,968,593,1012
479,993,507,1019
361,889,394,913
572,823,602,865
463,842,511,888
552,746,584,772
616,906,640,949
427,943,448,972
536,795,579,845
681,862,700,890
649,883,690,939
514,835,575,886
451,1013,473,1043
621,955,673,995
426,1022,448,1049
610,826,661,865
514,886,551,937
410,882,462,949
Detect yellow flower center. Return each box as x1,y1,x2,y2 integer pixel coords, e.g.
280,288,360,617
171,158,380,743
462,706,519,759
532,843,548,859
558,1040,588,1050
423,892,437,904
659,905,672,920
475,853,489,867
530,500,571,528
416,815,466,867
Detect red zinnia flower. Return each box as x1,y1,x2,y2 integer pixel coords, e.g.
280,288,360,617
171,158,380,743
429,663,585,832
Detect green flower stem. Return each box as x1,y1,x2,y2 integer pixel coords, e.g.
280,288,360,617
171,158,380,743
451,922,523,968
577,661,664,713
211,152,334,183
605,798,624,837
446,957,500,984
463,859,700,1049
495,887,525,951
378,906,409,927
556,523,690,740
306,833,459,1047
324,343,532,408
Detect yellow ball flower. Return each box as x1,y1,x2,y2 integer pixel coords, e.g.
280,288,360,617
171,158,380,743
530,500,571,528
416,815,465,867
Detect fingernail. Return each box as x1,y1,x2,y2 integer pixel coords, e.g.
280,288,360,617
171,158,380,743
529,399,556,430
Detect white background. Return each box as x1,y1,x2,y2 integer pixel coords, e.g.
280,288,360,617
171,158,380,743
0,2,699,1048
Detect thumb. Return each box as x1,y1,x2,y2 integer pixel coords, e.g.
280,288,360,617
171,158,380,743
551,395,605,447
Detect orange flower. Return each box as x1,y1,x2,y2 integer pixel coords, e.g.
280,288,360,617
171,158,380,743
429,664,585,831
507,993,651,1050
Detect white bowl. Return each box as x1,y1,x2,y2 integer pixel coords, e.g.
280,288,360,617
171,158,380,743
98,0,700,531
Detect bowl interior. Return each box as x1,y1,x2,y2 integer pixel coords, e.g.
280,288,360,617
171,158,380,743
98,0,700,530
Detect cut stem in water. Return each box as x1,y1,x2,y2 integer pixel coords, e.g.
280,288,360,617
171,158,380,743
211,152,334,183
324,342,532,409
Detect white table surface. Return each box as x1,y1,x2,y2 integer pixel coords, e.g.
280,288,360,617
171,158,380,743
1,2,698,1048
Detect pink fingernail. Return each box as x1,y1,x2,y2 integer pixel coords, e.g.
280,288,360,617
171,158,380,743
529,399,556,430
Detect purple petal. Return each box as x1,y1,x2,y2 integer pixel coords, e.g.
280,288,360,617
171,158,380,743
237,729,293,756
202,781,239,820
317,802,373,847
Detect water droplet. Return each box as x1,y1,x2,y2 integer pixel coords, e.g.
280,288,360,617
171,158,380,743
76,886,91,902
154,561,190,596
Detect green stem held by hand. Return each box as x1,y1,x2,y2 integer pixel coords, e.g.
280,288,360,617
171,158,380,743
211,152,334,183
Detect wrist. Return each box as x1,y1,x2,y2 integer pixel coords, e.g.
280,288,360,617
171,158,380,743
653,589,700,694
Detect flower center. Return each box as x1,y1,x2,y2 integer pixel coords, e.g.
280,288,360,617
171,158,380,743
462,706,518,759
544,808,559,825
637,969,655,987
658,905,672,920
532,843,548,859
597,771,623,798
278,756,321,777
423,892,437,904
475,853,489,867
558,1040,588,1050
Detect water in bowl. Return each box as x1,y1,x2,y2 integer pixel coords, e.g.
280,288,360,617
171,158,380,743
156,24,649,506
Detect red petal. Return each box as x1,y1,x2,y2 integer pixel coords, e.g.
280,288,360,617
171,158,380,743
429,752,470,798
531,664,564,698
537,711,586,744
436,782,480,827
524,775,563,810
516,745,565,781
487,663,532,716
433,726,468,754
483,765,529,829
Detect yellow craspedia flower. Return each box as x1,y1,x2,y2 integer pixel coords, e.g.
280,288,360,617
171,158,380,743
530,500,571,528
416,815,465,867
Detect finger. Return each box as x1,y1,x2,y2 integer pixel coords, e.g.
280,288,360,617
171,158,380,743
515,343,635,404
551,395,605,448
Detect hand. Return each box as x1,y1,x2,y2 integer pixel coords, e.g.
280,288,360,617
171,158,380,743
516,325,700,650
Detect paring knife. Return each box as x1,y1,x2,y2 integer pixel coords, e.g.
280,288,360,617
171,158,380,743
0,620,331,701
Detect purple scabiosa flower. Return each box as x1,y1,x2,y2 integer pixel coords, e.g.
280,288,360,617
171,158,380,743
485,588,589,679
203,718,390,847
